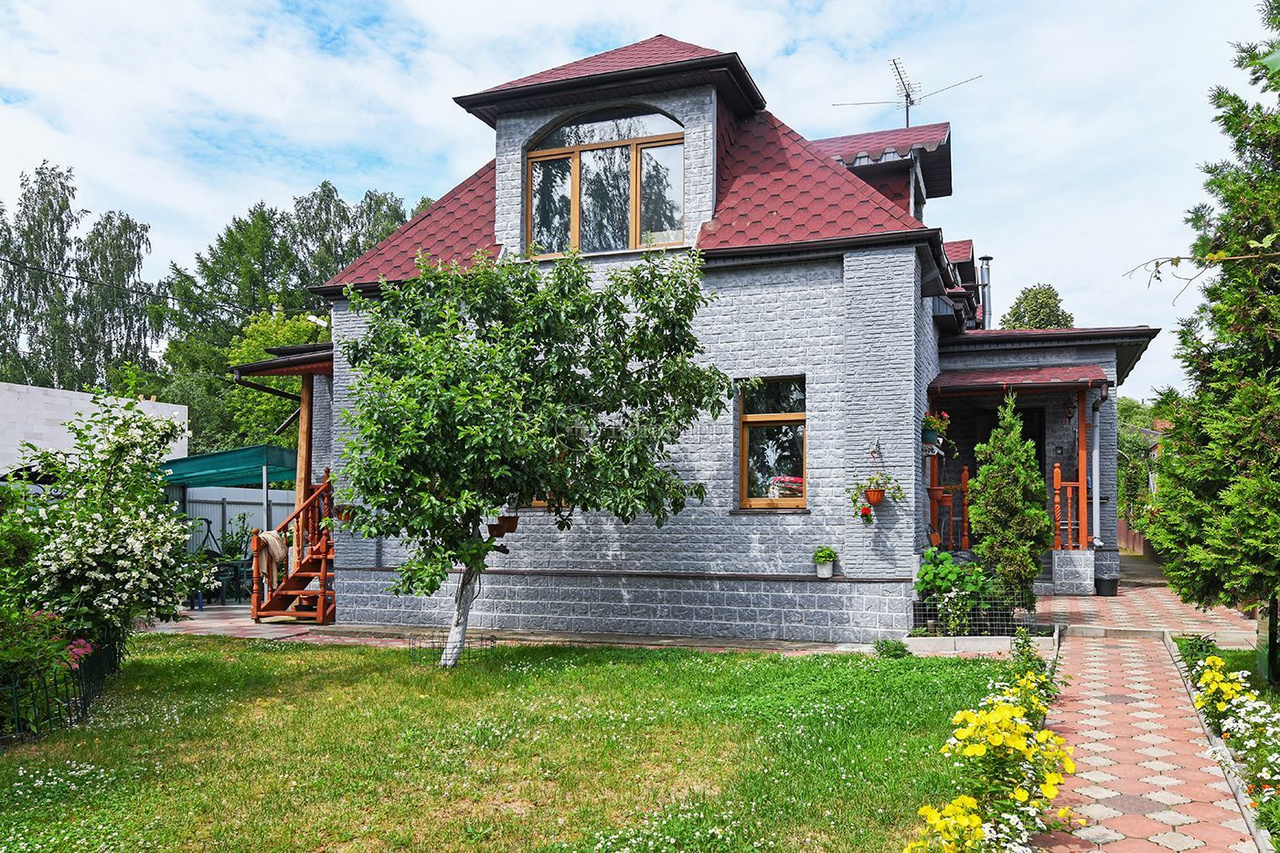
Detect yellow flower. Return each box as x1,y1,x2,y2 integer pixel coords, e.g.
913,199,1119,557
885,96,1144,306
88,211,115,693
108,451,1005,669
1013,788,1029,802
1040,783,1059,799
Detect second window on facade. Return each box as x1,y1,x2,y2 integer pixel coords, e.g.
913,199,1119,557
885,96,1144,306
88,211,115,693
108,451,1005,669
739,377,806,509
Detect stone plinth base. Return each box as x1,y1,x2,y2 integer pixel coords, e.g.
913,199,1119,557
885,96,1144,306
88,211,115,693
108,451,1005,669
1051,550,1095,596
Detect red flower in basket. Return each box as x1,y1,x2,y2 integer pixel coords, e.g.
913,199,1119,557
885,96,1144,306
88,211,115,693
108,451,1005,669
859,505,873,524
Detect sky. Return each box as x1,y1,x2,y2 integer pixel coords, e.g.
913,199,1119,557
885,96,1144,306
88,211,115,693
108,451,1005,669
0,1,1268,399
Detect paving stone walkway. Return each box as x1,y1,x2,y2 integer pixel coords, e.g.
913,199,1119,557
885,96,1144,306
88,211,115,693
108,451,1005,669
1035,636,1259,852
1038,586,1255,635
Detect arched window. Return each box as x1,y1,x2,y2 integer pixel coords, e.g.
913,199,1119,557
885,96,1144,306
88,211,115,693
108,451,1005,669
527,107,684,255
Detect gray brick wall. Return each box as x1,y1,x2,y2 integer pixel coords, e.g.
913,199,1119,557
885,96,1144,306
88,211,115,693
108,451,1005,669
327,245,933,642
493,86,718,255
310,374,333,484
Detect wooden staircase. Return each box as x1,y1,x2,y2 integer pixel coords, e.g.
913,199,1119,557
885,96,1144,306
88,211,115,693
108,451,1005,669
251,471,335,625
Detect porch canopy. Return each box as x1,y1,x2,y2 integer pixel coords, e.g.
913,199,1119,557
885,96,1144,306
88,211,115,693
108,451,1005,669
930,364,1107,397
164,445,296,489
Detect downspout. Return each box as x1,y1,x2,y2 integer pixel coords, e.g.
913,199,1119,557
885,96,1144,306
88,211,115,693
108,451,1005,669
1091,383,1109,547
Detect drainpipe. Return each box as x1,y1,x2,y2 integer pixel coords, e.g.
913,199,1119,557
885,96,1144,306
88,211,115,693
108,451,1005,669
1091,384,1109,547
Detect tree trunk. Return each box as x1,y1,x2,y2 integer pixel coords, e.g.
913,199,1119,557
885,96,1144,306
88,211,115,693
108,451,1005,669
440,564,480,668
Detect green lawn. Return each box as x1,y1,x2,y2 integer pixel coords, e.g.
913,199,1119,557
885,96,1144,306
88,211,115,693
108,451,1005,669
0,634,1000,852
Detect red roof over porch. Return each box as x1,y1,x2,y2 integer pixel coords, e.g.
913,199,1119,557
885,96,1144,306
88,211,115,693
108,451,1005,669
930,364,1107,396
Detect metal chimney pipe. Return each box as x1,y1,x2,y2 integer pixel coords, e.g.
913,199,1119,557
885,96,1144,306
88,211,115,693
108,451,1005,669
978,255,993,329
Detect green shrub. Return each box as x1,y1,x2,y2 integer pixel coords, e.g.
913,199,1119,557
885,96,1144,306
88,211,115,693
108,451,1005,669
873,638,911,659
968,396,1054,593
813,546,838,563
914,548,994,600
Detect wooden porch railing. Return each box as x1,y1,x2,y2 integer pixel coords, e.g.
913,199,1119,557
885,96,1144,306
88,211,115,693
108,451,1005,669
928,462,1092,552
929,465,970,550
1053,463,1088,550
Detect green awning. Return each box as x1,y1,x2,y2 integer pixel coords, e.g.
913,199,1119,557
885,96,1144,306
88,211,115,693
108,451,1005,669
163,445,296,488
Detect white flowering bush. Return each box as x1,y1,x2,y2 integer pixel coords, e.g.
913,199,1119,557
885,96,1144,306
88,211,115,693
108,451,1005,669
1187,652,1280,834
13,397,213,640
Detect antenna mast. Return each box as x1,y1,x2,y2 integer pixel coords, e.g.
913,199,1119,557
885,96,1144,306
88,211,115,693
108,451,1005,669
890,58,920,127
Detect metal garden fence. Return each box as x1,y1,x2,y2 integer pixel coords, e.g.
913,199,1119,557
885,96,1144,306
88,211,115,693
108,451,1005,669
912,589,1039,637
1,632,125,745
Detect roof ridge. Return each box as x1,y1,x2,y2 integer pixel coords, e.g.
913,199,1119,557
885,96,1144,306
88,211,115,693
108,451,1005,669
482,34,724,94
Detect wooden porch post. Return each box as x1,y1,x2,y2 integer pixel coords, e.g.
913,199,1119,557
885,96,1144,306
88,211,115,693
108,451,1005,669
295,374,314,513
1077,390,1089,549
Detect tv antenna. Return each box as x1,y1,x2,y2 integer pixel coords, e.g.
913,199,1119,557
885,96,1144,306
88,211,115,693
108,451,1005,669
833,58,981,127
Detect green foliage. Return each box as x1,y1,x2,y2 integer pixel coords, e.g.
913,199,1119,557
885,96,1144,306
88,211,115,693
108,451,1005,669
914,549,994,599
1144,3,1280,609
1117,426,1154,526
0,482,38,608
968,396,1054,592
813,546,838,564
998,284,1074,330
0,162,163,389
12,397,212,639
340,251,735,599
133,182,403,454
222,311,329,450
1117,396,1155,430
847,472,907,522
873,638,912,659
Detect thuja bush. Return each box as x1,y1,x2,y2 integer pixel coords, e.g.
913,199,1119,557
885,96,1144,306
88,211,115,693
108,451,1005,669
13,397,212,640
968,396,1054,594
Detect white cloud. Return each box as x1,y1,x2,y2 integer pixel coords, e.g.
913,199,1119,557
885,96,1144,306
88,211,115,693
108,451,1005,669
0,0,1265,397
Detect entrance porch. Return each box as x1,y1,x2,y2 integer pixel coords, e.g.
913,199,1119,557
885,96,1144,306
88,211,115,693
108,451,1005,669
927,364,1114,595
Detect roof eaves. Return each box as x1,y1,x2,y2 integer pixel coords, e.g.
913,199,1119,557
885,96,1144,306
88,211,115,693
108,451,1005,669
454,54,766,126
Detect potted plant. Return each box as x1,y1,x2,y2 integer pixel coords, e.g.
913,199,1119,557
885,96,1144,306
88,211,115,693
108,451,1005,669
813,546,838,579
922,410,950,445
847,472,906,524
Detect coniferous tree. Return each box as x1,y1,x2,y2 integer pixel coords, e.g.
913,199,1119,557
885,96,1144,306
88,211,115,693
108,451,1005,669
968,396,1055,593
1143,2,1280,608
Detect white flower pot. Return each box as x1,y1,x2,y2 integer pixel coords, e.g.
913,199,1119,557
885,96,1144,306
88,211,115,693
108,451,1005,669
815,561,834,579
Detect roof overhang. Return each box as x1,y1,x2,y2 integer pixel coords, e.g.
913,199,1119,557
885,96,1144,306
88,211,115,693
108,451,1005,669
931,364,1108,397
232,343,334,378
454,54,766,127
938,326,1160,385
701,227,955,296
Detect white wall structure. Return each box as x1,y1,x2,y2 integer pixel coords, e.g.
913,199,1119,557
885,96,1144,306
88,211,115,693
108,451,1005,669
0,381,188,472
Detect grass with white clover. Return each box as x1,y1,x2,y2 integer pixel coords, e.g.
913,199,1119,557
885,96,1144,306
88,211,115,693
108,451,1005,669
0,633,1004,852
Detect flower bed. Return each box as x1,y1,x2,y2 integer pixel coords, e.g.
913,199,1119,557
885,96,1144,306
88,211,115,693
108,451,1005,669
904,632,1078,852
1182,647,1280,837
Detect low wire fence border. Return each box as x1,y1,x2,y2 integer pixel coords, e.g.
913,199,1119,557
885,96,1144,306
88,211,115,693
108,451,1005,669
912,590,1040,638
2,633,124,746
407,631,498,667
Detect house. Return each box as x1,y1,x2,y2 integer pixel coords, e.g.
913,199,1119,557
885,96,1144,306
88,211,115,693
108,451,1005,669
234,35,1157,641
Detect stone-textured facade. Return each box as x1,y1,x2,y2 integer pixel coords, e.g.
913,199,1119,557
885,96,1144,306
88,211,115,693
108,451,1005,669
307,42,1152,641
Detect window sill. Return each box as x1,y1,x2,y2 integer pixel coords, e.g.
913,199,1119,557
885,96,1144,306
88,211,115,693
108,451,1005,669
729,508,811,516
529,245,690,263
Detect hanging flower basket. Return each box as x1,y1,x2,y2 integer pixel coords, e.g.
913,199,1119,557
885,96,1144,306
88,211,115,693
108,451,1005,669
499,514,519,534
864,488,886,506
848,472,906,525
921,411,950,446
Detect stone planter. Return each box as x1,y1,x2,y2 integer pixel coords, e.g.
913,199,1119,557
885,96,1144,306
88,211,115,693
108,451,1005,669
815,561,834,579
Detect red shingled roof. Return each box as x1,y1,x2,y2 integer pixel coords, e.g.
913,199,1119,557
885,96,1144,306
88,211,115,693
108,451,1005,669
325,161,498,288
483,35,724,93
810,122,950,164
697,110,925,252
944,239,973,264
931,364,1107,395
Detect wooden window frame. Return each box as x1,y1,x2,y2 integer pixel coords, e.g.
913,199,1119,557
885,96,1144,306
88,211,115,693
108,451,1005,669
526,132,685,258
738,388,808,510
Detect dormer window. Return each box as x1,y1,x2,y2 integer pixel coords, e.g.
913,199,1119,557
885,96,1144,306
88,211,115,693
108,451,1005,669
527,107,684,256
